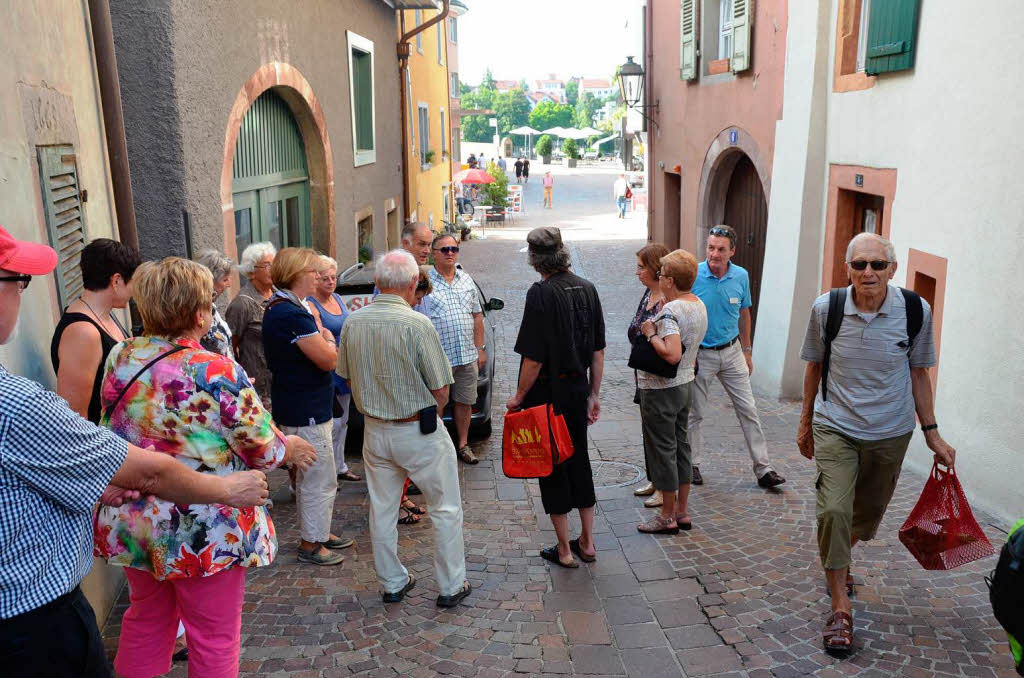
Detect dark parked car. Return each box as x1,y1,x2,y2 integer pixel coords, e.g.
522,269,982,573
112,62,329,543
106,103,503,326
335,265,503,455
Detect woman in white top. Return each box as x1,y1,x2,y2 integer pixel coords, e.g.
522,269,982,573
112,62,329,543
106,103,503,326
635,249,708,534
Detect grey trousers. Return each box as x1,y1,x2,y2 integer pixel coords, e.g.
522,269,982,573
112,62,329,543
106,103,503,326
639,381,694,490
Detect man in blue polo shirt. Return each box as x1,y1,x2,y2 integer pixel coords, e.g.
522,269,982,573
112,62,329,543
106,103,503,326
689,225,785,489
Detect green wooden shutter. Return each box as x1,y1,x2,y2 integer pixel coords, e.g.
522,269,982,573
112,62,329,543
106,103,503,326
731,0,752,73
865,0,920,75
37,145,86,306
680,0,697,80
352,49,375,151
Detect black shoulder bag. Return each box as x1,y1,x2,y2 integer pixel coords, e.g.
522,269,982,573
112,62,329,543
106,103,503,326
628,313,682,379
103,345,187,420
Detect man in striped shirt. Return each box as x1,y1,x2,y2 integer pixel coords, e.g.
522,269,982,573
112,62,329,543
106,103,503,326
798,232,955,653
338,249,470,608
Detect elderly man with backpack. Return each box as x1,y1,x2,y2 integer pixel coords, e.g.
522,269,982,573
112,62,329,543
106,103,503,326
797,232,956,655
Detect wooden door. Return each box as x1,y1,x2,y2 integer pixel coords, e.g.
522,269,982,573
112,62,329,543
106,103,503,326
663,172,681,250
722,155,767,338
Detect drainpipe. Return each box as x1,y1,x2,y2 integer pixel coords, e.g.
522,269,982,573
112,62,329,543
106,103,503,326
87,0,139,251
398,0,450,223
645,1,655,242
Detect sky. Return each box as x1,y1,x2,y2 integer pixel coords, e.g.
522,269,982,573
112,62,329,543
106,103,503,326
455,0,646,86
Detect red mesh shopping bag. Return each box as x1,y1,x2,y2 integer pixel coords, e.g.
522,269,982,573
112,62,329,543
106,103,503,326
501,403,575,479
899,463,995,570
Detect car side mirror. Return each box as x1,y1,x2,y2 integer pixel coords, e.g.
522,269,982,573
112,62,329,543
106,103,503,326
485,298,505,311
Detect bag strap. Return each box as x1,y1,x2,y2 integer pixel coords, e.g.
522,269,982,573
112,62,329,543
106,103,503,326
821,287,846,402
545,404,561,468
900,287,923,350
103,345,187,420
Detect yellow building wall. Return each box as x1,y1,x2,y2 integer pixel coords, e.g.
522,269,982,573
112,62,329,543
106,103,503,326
402,9,453,231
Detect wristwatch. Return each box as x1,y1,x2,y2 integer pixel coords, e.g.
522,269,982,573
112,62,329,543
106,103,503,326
921,423,938,432
742,346,752,353
476,345,486,351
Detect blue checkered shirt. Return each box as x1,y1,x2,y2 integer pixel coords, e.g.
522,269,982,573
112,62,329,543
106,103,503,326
0,364,127,618
427,268,482,368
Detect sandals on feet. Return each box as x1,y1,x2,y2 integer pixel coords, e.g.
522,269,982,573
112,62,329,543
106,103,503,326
569,538,596,563
337,470,362,481
826,573,856,597
540,545,578,568
823,610,854,654
402,498,426,515
673,514,693,531
637,514,679,534
398,506,422,525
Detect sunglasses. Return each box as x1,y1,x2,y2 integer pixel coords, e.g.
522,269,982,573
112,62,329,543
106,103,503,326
848,259,891,271
435,246,460,254
709,226,735,241
0,275,31,291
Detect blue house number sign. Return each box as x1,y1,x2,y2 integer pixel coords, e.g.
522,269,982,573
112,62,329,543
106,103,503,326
729,129,738,145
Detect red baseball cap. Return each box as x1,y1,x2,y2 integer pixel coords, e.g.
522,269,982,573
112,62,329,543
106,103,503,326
0,226,58,275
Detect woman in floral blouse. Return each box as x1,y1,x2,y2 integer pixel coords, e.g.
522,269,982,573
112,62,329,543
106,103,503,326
95,257,316,678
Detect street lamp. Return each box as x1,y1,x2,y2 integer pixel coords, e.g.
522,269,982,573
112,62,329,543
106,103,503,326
617,56,659,127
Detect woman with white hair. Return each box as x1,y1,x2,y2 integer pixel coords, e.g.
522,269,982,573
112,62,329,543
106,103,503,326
226,242,276,409
307,254,361,483
194,248,236,359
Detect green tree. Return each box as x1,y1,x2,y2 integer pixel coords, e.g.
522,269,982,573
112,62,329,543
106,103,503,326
481,68,495,90
562,138,580,160
460,88,495,143
535,135,553,157
528,101,574,131
518,78,529,91
565,80,579,107
460,82,472,96
492,90,531,137
574,92,601,128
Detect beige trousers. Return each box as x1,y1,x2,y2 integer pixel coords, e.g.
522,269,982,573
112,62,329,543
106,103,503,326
281,421,337,543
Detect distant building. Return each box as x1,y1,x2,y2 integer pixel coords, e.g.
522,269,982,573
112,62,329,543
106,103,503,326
579,78,617,100
447,0,468,176
534,74,566,98
526,90,564,110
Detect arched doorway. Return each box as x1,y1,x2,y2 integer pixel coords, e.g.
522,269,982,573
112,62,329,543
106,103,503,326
721,154,767,336
231,89,311,254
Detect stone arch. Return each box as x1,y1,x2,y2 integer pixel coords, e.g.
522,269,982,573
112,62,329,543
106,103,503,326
695,126,771,249
220,62,335,262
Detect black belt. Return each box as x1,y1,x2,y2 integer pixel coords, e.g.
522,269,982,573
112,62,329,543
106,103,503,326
701,336,739,351
0,586,80,626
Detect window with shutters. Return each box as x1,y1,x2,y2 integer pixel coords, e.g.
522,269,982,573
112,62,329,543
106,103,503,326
418,104,430,167
449,17,458,44
864,0,920,75
437,22,444,64
699,0,734,76
37,145,86,307
834,0,877,92
718,0,733,64
347,31,376,166
415,10,423,52
440,108,447,156
680,0,697,80
451,72,460,96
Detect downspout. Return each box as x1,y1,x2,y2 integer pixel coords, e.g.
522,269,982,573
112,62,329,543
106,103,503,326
87,0,139,251
398,0,450,223
645,1,655,242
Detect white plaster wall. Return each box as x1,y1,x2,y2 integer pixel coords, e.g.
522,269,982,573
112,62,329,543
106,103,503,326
820,0,1024,523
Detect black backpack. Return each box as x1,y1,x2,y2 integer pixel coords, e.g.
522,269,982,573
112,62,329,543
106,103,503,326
821,287,923,401
988,520,1024,675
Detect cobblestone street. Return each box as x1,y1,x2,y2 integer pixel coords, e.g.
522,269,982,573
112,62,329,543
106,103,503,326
103,168,1014,677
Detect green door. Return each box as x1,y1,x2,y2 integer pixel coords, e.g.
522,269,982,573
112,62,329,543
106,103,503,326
231,90,311,254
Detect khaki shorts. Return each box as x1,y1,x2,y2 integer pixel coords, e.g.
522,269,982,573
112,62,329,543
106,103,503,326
451,362,479,405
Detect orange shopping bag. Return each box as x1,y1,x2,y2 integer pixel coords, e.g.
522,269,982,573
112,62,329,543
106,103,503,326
501,403,575,479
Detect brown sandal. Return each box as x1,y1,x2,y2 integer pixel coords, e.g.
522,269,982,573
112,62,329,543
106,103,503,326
823,611,854,654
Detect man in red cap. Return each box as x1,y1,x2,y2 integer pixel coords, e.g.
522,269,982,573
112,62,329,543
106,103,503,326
0,226,286,676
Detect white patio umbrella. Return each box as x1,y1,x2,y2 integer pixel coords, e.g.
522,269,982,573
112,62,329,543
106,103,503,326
540,126,567,137
509,125,540,157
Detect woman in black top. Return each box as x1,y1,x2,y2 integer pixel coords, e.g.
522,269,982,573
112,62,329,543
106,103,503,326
50,238,140,422
629,243,669,502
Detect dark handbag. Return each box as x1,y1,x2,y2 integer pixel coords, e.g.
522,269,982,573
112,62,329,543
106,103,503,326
103,345,187,421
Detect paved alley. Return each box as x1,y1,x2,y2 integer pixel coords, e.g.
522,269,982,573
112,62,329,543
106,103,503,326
103,167,1014,678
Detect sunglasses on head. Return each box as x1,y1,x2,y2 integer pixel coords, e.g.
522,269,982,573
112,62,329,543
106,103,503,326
848,259,891,271
709,226,735,240
435,246,460,254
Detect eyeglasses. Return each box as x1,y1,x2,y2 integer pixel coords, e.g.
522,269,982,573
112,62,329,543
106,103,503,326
0,275,31,291
708,226,735,241
253,262,272,270
848,259,891,271
434,246,460,254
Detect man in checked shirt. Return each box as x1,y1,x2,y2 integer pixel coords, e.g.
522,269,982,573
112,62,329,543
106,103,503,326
427,233,486,464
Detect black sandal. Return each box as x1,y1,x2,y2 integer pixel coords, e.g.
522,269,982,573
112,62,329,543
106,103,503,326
398,507,421,525
402,498,426,515
540,545,578,568
569,538,596,563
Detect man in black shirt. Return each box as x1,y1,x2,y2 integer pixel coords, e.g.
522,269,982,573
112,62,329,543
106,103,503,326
508,227,605,568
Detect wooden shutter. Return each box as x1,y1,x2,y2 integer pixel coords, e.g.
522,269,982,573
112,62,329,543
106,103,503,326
680,0,697,80
731,0,752,73
865,0,920,75
37,145,86,307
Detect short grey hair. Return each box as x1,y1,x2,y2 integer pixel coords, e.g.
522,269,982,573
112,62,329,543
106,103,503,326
316,254,337,272
238,241,277,275
194,248,234,280
374,249,419,289
401,222,431,245
846,232,896,263
528,245,571,276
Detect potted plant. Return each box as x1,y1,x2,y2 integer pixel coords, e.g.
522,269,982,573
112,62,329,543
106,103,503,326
481,161,509,223
424,149,436,166
562,138,580,168
536,135,553,164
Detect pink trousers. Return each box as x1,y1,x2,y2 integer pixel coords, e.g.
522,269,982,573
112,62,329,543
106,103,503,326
114,566,246,678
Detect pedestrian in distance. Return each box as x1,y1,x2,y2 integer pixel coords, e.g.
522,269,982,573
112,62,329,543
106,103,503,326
514,157,524,184
338,249,471,608
688,225,786,489
428,234,486,464
635,249,707,535
614,174,629,219
0,226,270,678
94,257,317,678
51,238,140,422
194,248,236,359
306,255,362,484
225,241,276,410
629,243,669,505
542,171,554,208
467,153,477,169
263,247,354,566
522,157,530,184
797,232,953,655
507,226,606,569
497,156,507,173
